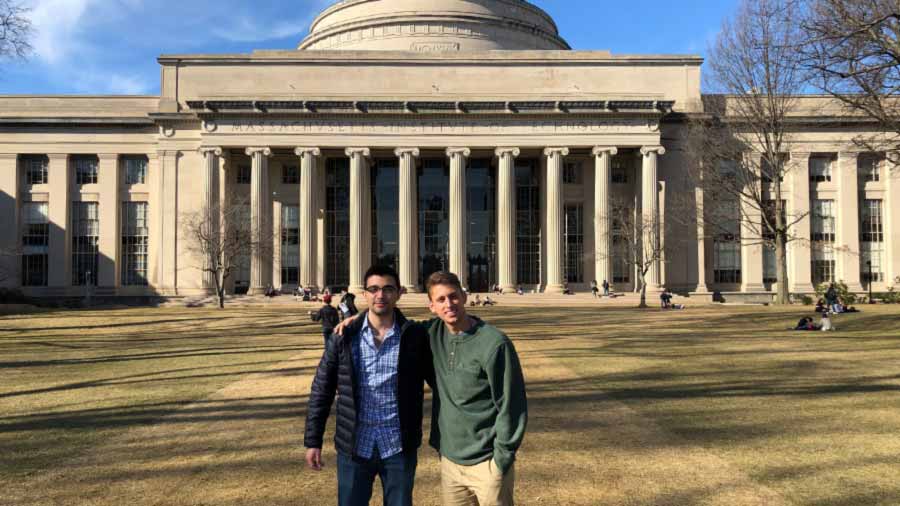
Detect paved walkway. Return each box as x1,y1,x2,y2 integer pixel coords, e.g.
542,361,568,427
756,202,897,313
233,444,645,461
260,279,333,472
9,332,789,506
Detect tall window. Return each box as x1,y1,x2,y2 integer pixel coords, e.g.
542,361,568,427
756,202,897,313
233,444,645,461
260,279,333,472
418,159,449,285
611,204,630,284
371,159,399,271
809,155,833,183
564,204,584,283
233,205,251,294
611,155,630,184
123,156,148,185
121,202,148,286
326,158,350,289
236,165,251,185
73,155,99,185
281,205,299,285
860,199,884,284
713,199,741,283
21,202,49,286
858,154,881,183
282,165,299,185
811,200,835,286
516,160,541,285
763,247,777,284
21,155,48,185
563,161,581,185
467,158,497,292
72,202,99,286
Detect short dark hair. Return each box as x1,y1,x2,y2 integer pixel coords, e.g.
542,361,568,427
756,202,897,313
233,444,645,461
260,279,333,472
364,264,401,289
425,271,464,299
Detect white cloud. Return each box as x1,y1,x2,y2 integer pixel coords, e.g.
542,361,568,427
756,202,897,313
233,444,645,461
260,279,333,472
28,0,94,64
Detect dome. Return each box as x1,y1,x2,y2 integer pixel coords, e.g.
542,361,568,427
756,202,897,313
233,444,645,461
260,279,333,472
298,0,570,52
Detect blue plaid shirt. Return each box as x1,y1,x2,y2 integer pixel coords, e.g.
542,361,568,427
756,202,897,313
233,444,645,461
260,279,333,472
352,316,403,459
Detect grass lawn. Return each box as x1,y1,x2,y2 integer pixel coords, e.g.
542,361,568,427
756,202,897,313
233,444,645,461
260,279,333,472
1,304,899,505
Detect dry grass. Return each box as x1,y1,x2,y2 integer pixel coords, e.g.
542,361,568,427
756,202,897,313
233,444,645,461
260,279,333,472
1,304,899,505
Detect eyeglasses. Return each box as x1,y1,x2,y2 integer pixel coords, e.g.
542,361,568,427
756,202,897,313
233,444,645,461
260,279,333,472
364,285,399,295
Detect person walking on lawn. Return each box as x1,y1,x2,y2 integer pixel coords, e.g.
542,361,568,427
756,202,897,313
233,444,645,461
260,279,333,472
310,294,340,346
304,265,433,506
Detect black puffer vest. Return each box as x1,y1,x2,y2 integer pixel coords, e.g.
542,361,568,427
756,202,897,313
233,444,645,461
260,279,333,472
303,309,432,456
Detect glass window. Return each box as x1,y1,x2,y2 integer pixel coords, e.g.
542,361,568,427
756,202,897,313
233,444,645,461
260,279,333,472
73,155,99,185
809,156,833,183
565,204,584,283
121,202,149,286
811,200,835,242
282,165,299,185
72,202,99,286
371,159,399,271
21,155,49,185
281,205,299,285
714,240,742,284
611,155,630,184
563,161,581,185
763,246,777,284
760,155,786,183
611,203,631,284
326,158,350,290
418,159,449,285
515,160,541,285
233,205,251,294
236,165,251,185
858,154,881,183
860,199,883,243
123,156,148,185
467,158,497,292
21,202,49,286
812,245,835,286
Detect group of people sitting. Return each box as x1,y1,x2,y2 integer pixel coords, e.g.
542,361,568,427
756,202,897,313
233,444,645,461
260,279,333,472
795,313,835,331
490,284,527,296
469,294,497,307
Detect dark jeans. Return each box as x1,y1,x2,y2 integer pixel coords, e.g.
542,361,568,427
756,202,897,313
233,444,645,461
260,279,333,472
337,449,417,506
323,329,332,346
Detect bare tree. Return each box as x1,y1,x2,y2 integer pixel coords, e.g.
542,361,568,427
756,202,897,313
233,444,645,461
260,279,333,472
182,196,272,309
687,0,810,305
800,0,900,153
0,0,32,61
598,198,668,309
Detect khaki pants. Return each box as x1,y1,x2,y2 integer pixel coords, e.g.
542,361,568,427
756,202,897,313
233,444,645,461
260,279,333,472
440,456,515,506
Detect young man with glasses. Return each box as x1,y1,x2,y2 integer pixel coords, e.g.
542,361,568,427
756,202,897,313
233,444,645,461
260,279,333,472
304,265,433,506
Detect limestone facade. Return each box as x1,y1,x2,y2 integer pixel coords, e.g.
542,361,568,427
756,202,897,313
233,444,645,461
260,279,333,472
0,0,898,299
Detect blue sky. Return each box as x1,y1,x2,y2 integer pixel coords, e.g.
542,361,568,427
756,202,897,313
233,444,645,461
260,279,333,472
0,0,741,95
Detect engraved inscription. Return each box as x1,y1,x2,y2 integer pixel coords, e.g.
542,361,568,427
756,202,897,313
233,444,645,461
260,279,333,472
224,119,658,136
410,42,461,52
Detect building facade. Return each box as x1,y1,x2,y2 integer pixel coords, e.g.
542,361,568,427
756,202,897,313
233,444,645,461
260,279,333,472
1,0,898,299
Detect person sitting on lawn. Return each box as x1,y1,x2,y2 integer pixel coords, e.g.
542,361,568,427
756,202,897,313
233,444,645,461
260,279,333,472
471,294,482,307
815,299,826,314
821,312,835,331
483,295,496,306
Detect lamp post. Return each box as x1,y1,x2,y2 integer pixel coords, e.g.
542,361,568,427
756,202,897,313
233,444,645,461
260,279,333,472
866,260,874,304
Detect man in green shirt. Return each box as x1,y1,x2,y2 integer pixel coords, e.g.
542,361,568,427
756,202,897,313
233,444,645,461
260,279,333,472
423,271,527,506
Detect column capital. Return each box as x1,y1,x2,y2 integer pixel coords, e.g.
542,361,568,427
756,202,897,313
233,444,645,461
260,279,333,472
394,147,420,158
543,147,570,157
245,147,272,157
640,146,666,156
790,151,811,161
592,146,618,157
0,153,18,161
345,147,371,158
446,147,471,158
294,147,321,157
97,153,119,161
199,147,223,157
837,151,860,161
495,147,521,158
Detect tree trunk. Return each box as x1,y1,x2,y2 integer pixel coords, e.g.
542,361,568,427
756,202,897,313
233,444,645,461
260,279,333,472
638,276,648,308
774,181,790,305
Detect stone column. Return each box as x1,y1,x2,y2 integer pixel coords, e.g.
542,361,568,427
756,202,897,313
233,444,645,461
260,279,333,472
199,147,222,293
495,148,520,292
0,154,19,288
886,153,900,287
246,147,272,295
97,154,120,289
347,148,371,293
396,147,420,292
837,152,863,291
447,148,471,287
47,153,70,288
640,146,665,292
592,147,616,287
295,147,321,291
790,153,814,293
544,147,569,293
694,184,710,293
740,154,765,293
